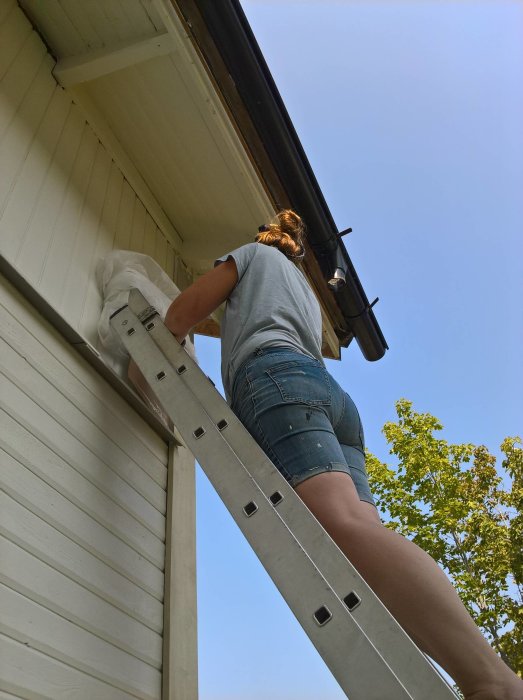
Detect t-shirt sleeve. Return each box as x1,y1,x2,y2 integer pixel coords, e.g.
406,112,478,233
214,242,258,282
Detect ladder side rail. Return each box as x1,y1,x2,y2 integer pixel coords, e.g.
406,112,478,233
114,294,458,699
125,292,458,699
110,302,414,700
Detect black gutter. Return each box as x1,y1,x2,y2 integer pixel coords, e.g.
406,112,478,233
179,0,388,360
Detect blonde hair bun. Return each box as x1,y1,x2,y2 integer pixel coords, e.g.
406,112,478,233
255,209,305,260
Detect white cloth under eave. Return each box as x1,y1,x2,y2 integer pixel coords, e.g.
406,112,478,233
95,249,196,379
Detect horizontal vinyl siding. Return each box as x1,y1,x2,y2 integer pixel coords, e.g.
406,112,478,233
0,534,161,665
1,583,160,695
0,0,192,349
0,275,166,699
0,633,149,700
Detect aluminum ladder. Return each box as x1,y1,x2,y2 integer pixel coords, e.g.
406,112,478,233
110,289,459,700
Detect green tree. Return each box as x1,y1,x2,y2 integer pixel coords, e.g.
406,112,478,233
366,399,523,675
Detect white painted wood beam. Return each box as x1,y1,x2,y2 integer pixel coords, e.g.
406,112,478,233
53,32,173,88
162,444,198,700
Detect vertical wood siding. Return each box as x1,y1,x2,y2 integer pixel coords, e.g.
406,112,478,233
0,0,191,349
0,3,194,698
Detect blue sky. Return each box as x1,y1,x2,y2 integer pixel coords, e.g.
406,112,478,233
195,2,523,698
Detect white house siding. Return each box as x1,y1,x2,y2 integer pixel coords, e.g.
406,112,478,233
0,274,166,699
0,0,191,345
0,2,196,698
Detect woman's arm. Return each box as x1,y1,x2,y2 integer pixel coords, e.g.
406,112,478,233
164,257,238,342
126,258,237,420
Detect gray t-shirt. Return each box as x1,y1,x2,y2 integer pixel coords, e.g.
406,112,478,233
214,242,324,402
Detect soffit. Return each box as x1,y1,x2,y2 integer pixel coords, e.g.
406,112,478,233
19,0,274,272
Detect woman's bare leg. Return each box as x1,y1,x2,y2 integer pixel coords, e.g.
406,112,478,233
295,472,523,699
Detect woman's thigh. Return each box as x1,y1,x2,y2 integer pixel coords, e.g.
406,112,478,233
295,472,382,527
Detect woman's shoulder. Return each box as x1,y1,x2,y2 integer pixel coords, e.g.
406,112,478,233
219,241,293,274
255,243,291,262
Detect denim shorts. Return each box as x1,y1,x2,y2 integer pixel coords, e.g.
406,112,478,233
230,347,377,506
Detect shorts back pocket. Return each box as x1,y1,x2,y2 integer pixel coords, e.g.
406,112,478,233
266,360,331,405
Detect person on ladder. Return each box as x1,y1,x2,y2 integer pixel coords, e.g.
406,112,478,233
130,209,522,700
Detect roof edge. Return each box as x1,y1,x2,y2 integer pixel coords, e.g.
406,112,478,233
173,0,388,360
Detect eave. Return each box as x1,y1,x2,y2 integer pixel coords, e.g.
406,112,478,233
172,0,389,360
